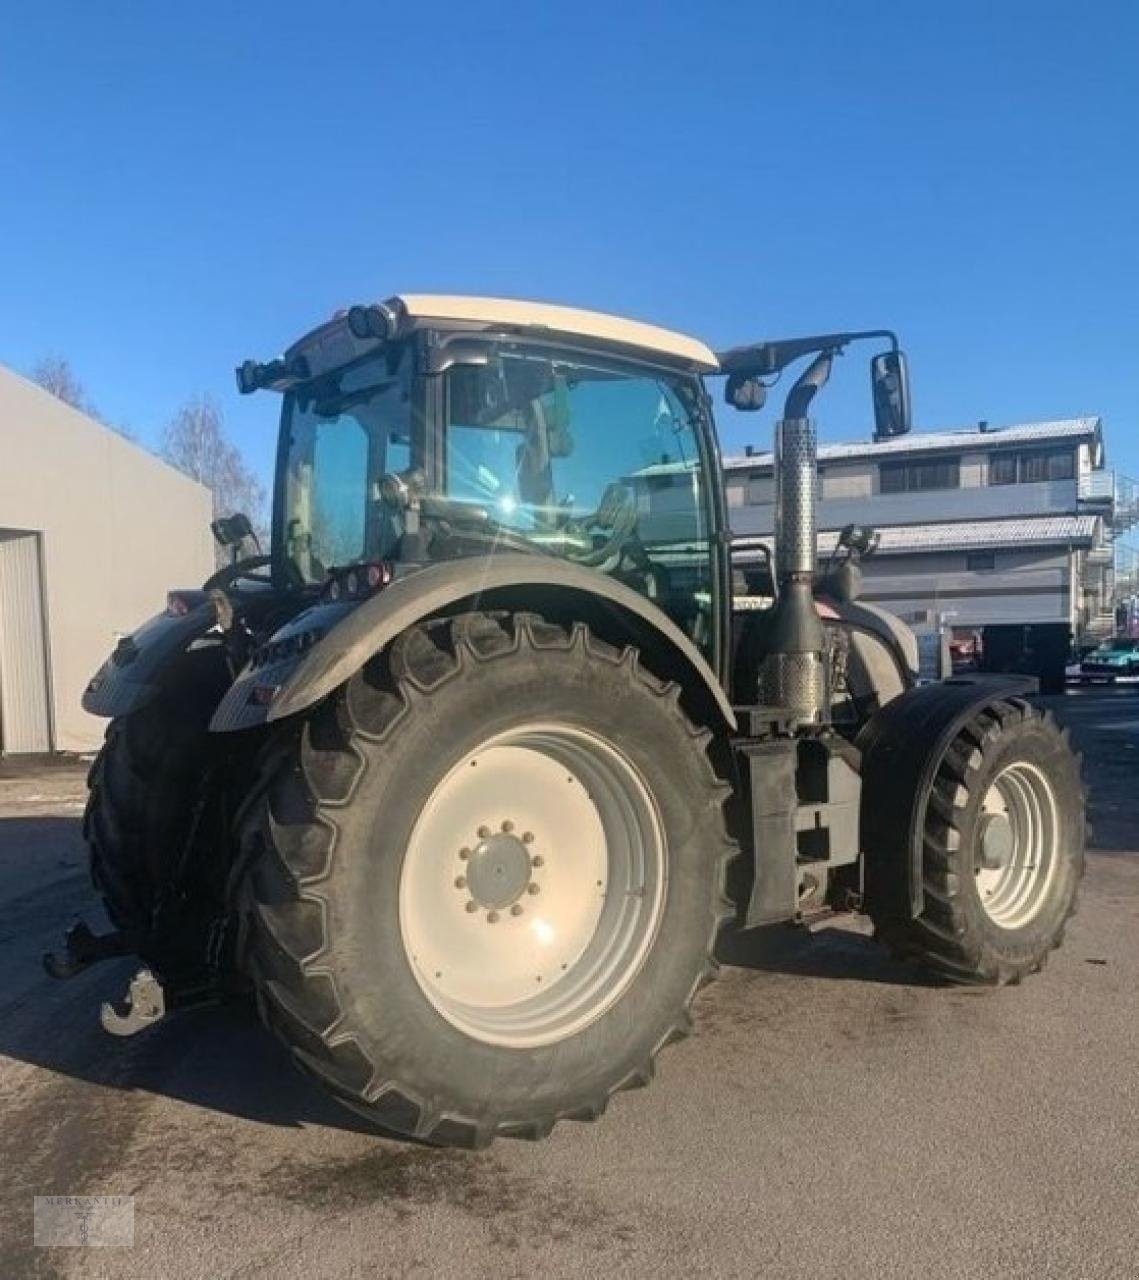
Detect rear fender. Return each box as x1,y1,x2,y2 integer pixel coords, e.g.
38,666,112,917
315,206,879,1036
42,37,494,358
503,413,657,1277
209,555,736,735
82,602,220,719
857,674,1038,919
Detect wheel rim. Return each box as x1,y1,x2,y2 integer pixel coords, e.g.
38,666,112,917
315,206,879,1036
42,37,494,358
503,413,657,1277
398,722,666,1048
974,761,1060,928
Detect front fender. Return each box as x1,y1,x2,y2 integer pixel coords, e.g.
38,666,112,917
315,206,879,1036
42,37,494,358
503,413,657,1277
858,673,1038,919
82,602,219,719
210,556,735,734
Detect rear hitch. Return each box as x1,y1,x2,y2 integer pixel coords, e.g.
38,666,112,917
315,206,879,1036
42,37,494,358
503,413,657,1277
99,966,222,1037
42,918,140,980
100,968,166,1037
45,915,232,1038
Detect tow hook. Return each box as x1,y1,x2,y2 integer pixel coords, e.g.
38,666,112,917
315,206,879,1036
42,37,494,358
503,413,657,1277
100,968,167,1037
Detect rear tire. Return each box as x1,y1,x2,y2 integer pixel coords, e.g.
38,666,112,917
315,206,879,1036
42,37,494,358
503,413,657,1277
84,652,228,968
870,698,1085,984
237,611,736,1146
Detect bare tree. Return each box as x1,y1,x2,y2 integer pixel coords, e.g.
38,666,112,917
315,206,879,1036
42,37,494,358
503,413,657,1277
31,355,135,439
32,355,91,409
161,395,267,560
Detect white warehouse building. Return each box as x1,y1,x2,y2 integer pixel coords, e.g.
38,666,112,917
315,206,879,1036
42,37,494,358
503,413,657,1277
0,366,214,755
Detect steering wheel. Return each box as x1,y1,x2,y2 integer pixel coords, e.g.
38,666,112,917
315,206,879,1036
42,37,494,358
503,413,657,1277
563,483,638,572
203,554,273,592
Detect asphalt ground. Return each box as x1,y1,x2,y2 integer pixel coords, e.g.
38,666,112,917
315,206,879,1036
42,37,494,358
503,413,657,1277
0,686,1136,1279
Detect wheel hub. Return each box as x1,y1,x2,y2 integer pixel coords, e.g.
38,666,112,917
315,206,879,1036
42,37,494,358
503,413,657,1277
398,725,666,1048
978,812,1014,871
466,831,533,909
974,761,1060,928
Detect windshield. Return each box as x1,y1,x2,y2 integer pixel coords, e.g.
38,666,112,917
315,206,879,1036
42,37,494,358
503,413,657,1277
281,348,412,583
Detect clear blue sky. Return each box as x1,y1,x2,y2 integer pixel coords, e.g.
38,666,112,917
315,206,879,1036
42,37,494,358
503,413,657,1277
2,0,1137,494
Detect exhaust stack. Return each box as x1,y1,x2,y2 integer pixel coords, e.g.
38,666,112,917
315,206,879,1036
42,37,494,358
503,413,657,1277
757,353,834,724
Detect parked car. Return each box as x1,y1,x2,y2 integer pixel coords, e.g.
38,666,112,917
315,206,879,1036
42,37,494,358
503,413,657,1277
1080,637,1139,682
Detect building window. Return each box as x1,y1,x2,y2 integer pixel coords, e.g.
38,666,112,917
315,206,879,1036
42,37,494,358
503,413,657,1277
989,450,1075,485
879,458,961,493
966,551,996,572
745,476,774,505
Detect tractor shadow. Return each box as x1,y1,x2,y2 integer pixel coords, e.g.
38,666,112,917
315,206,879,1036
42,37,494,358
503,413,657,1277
716,918,947,987
0,813,394,1140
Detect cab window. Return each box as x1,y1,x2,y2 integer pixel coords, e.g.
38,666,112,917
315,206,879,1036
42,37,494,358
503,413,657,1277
441,350,717,656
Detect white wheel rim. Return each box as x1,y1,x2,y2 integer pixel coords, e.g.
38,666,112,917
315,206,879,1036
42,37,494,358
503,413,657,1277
398,723,666,1048
974,761,1060,928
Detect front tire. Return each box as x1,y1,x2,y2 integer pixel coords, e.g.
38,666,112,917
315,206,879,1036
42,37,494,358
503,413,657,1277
870,698,1085,984
237,612,735,1145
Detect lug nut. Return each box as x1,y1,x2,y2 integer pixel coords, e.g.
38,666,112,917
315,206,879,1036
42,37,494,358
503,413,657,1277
477,825,491,839
454,876,467,889
458,847,471,860
531,855,544,868
527,883,540,896
510,904,523,917
501,819,514,833
487,910,500,924
465,901,478,913
522,831,535,844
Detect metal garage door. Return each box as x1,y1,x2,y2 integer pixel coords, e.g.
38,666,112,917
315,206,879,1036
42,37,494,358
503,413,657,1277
0,530,53,754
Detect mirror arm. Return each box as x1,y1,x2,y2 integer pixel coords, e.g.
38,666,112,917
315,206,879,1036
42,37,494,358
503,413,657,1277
718,328,897,378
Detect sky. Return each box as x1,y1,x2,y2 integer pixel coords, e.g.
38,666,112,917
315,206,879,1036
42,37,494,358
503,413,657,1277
1,0,1137,506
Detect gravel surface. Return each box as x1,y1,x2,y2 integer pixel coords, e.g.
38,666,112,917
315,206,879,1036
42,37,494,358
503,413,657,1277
1,689,1136,1279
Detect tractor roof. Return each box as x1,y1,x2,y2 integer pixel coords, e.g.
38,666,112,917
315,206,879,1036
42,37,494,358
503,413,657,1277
393,295,720,373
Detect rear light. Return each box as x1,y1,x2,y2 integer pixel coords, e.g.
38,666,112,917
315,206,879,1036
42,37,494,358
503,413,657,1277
322,561,393,603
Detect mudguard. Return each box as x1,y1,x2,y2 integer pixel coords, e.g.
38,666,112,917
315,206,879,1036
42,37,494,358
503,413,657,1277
857,673,1038,919
82,601,219,719
210,555,736,734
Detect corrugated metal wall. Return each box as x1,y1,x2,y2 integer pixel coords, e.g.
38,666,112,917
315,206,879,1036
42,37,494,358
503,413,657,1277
0,530,53,753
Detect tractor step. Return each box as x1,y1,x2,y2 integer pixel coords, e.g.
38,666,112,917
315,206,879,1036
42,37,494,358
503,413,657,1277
42,918,139,980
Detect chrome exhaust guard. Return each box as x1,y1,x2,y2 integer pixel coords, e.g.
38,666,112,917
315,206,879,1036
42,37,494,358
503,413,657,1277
757,414,830,723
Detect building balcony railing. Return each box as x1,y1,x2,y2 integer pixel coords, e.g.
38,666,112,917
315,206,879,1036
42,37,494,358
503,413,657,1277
1080,470,1139,533
1079,471,1115,502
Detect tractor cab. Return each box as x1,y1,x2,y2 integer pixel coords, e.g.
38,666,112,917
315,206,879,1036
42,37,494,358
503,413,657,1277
243,296,730,670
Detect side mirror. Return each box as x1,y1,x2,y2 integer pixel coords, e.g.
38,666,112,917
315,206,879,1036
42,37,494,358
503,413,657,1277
211,512,254,549
725,372,767,412
871,350,912,439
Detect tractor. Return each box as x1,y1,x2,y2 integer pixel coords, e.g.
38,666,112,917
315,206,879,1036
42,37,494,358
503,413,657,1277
53,296,1085,1146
